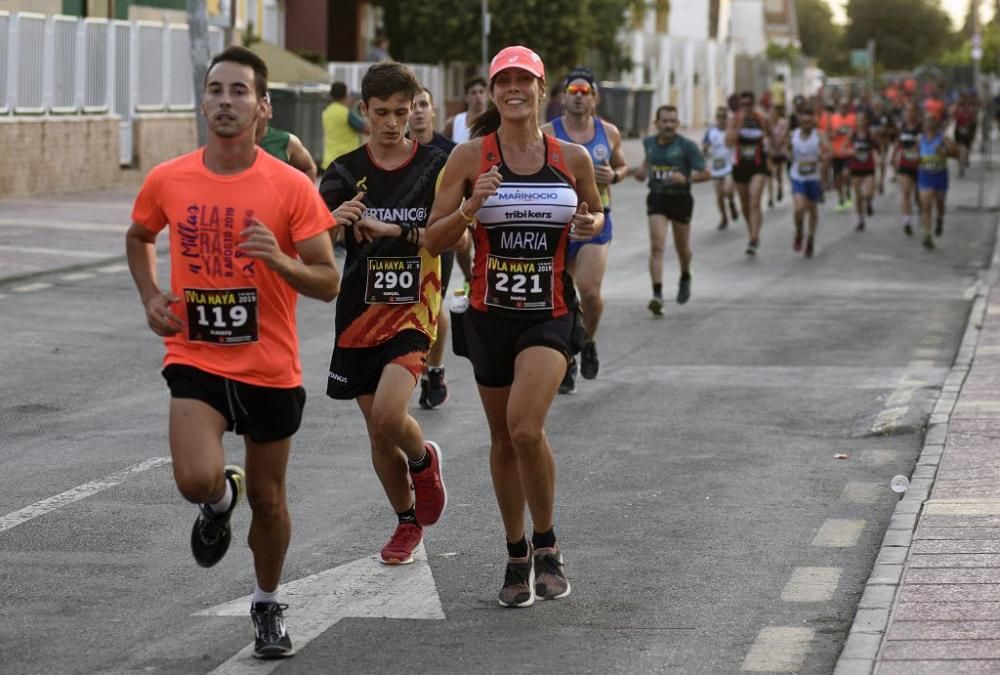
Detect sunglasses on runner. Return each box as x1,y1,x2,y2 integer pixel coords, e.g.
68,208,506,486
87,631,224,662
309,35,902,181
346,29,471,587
565,84,592,96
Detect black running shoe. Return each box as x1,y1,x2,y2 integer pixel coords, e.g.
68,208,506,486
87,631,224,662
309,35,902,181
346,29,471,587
935,219,943,237
677,274,691,305
867,201,874,216
717,219,728,230
559,357,578,394
426,367,448,409
730,202,739,220
903,223,914,237
855,221,865,232
580,341,599,380
418,377,431,410
251,602,293,659
190,465,244,568
647,295,664,317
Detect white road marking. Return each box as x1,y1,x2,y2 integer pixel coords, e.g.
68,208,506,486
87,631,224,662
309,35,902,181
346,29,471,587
871,406,909,433
912,348,944,359
781,567,841,602
840,481,882,504
60,272,97,281
812,519,865,548
0,457,172,534
0,217,126,232
886,387,918,407
96,263,130,274
0,245,108,258
859,449,901,466
741,627,814,672
907,359,937,369
198,545,445,673
12,282,53,293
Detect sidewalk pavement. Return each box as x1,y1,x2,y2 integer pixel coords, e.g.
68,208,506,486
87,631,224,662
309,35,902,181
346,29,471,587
836,200,1000,670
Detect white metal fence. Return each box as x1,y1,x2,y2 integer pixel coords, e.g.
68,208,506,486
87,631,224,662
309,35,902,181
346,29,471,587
327,61,446,121
0,11,224,164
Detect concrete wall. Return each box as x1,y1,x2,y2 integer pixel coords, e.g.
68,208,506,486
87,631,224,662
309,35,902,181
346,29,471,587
0,114,196,199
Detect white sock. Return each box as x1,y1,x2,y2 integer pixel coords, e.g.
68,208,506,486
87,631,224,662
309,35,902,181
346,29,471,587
428,364,444,371
207,477,233,515
252,584,279,605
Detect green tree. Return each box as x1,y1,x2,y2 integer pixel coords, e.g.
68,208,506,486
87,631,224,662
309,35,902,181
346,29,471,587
380,0,632,77
940,21,1000,73
795,0,847,73
844,0,956,69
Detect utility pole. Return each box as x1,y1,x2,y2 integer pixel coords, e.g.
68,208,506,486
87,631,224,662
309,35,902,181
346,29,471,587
481,0,490,78
186,0,210,146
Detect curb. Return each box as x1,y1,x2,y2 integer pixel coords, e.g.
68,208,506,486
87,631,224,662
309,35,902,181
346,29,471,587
832,212,1000,675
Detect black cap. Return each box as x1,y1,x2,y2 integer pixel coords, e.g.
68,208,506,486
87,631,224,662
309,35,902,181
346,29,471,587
564,67,596,89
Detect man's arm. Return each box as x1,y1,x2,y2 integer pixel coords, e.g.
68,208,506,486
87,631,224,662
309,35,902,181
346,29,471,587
238,220,340,302
347,108,370,134
286,134,318,181
125,223,184,336
604,121,629,185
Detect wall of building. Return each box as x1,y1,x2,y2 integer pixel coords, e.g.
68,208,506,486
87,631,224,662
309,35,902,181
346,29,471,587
0,114,196,198
1,0,61,14
729,0,766,56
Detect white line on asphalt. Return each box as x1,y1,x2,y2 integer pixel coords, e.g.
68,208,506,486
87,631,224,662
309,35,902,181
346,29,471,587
60,272,97,281
839,481,882,504
12,282,54,293
96,263,130,274
871,406,909,433
199,545,445,674
0,245,108,258
0,217,126,232
811,519,865,548
886,387,918,407
912,348,945,359
0,457,172,534
780,567,841,602
859,449,902,466
741,627,814,672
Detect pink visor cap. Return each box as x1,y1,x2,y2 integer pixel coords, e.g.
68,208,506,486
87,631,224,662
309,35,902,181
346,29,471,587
489,46,545,81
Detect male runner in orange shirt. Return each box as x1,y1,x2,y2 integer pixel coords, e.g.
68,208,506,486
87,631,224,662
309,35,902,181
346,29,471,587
126,46,339,660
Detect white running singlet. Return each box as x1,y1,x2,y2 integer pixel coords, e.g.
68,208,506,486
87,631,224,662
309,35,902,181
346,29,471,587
451,112,470,143
790,129,822,182
703,127,732,178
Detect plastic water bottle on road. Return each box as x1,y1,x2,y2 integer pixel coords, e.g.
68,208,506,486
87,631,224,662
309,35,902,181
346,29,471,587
890,475,910,493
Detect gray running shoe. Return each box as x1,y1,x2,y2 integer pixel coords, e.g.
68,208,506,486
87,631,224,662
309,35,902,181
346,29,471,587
580,341,599,380
498,552,535,608
251,601,293,659
559,357,578,394
533,546,571,600
677,274,691,305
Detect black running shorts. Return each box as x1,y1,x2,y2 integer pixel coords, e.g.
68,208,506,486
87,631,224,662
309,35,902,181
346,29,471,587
326,329,430,400
832,157,850,174
732,161,769,183
440,250,455,294
647,192,695,224
162,364,305,443
464,308,580,388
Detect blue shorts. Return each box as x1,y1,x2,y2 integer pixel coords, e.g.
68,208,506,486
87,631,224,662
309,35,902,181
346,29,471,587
568,208,612,259
917,170,948,192
791,179,823,203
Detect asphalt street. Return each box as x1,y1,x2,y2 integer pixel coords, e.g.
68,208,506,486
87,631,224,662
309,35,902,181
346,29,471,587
0,154,996,674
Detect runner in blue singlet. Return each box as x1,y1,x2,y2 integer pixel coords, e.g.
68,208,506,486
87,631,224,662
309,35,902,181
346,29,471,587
542,67,627,392
916,114,959,250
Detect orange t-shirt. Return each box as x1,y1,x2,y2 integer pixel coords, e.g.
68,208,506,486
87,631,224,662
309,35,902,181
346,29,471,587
131,148,334,388
830,113,856,158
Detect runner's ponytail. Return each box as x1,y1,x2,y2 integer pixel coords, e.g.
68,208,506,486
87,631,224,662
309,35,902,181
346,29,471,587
469,106,501,138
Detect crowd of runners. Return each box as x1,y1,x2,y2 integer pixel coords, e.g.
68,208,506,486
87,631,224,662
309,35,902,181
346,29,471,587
124,44,989,658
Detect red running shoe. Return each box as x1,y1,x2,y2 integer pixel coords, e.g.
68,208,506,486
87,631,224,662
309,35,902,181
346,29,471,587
411,441,447,526
380,522,423,565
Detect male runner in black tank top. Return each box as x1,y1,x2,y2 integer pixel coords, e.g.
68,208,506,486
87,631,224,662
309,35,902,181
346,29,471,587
320,62,457,567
